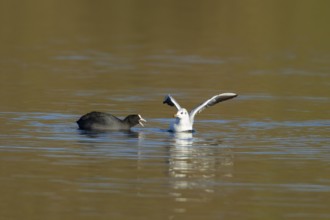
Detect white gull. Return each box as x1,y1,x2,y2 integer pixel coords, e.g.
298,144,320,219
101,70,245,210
163,93,237,132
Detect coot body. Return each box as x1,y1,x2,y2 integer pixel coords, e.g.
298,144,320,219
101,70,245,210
77,111,146,131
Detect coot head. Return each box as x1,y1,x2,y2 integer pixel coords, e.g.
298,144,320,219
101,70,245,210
125,114,147,127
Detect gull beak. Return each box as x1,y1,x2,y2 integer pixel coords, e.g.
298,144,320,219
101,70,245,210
138,115,147,127
173,113,178,118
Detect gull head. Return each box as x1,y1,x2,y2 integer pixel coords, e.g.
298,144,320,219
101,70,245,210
174,108,189,120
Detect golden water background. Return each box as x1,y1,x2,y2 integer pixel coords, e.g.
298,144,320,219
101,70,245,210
0,1,329,220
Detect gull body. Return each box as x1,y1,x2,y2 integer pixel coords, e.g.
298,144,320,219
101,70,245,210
163,93,237,132
169,108,192,132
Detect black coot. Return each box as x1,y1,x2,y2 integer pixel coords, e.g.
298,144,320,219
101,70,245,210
77,111,146,131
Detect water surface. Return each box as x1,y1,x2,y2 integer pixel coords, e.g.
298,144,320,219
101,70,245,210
0,1,330,220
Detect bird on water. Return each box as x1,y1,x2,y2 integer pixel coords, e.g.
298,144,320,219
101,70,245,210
163,93,237,132
76,111,146,131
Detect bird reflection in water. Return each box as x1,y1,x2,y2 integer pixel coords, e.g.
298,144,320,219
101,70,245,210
167,132,234,203
76,129,145,153
78,129,142,139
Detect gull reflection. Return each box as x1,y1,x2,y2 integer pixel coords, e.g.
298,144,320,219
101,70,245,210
170,132,194,147
167,132,234,194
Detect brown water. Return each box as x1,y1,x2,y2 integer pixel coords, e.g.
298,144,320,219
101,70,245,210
0,1,330,220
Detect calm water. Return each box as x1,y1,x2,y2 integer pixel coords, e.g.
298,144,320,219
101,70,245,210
0,1,330,220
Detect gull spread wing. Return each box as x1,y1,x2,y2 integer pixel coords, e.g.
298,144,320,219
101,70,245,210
189,93,237,122
163,94,181,110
